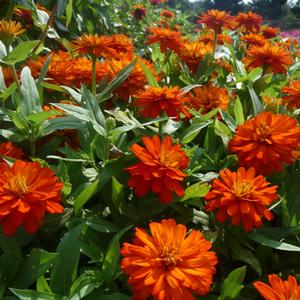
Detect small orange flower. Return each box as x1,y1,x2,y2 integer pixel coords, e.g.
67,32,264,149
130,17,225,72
110,34,135,58
262,96,282,111
205,167,278,232
0,160,64,235
244,43,293,74
262,26,280,39
179,41,213,73
198,9,236,33
188,85,229,114
126,135,189,203
147,27,183,53
160,9,174,19
235,12,262,33
198,32,232,45
1,67,16,87
0,141,24,162
121,219,218,300
230,112,300,175
133,86,190,119
241,33,267,47
282,80,300,109
0,20,25,43
253,274,300,300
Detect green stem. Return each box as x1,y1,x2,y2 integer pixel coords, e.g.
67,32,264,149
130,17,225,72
212,30,218,59
92,56,97,96
11,64,20,92
30,124,36,157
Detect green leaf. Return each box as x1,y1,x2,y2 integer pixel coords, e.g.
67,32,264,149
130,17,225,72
98,57,138,102
180,182,210,202
3,41,39,65
181,121,212,144
248,233,300,251
14,250,59,289
218,266,247,300
95,294,131,300
27,111,61,124
85,216,120,233
234,96,244,125
74,179,101,215
248,67,263,83
140,61,159,87
255,227,300,240
10,289,64,300
65,0,73,26
50,224,83,295
248,84,263,115
285,171,300,224
20,67,42,117
37,55,52,87
0,82,17,100
101,226,131,284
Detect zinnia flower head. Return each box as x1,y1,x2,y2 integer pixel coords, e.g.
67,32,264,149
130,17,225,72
241,33,267,47
282,80,300,109
262,96,282,112
0,20,25,44
244,43,293,74
198,9,236,33
132,4,147,20
198,32,233,45
126,135,189,203
235,12,262,33
188,85,229,114
0,160,64,235
253,274,300,300
121,219,218,300
160,9,174,19
205,167,278,232
147,27,183,54
133,86,190,119
179,41,213,73
262,26,280,39
0,141,24,162
1,67,16,87
230,112,300,175
150,0,166,4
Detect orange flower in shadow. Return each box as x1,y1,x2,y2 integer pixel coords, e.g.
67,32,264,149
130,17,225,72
126,135,189,203
198,10,236,33
121,219,218,300
253,274,300,300
244,43,293,74
0,141,24,162
0,160,64,235
133,86,190,119
188,85,229,114
147,27,183,53
205,167,278,232
262,26,280,39
235,12,262,33
198,32,232,45
230,112,300,175
0,20,25,43
241,33,267,47
282,80,300,109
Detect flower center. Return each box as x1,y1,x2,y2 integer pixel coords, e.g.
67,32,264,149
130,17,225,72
8,174,28,195
234,182,256,201
160,245,181,267
252,123,272,144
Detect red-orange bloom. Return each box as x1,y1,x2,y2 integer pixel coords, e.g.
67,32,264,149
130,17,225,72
241,33,267,47
198,10,236,33
160,9,174,19
253,274,300,300
0,141,24,162
205,167,278,232
126,135,189,203
147,27,183,53
198,32,232,45
282,80,300,109
235,12,262,33
133,86,190,119
0,160,64,235
188,85,229,114
121,219,218,300
230,112,300,175
244,43,293,74
262,26,280,39
132,4,147,20
179,41,213,73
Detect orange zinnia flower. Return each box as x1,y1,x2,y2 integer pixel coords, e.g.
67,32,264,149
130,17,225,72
160,9,174,19
198,10,236,33
253,274,300,300
0,20,25,43
0,141,24,162
262,96,282,111
1,67,16,87
0,160,64,235
188,85,229,114
121,219,218,300
230,112,300,175
133,86,190,119
205,167,278,232
126,135,189,203
241,33,267,47
179,41,213,73
198,32,232,45
147,27,183,53
244,43,293,74
235,12,262,33
110,34,135,58
262,26,280,39
282,80,300,109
